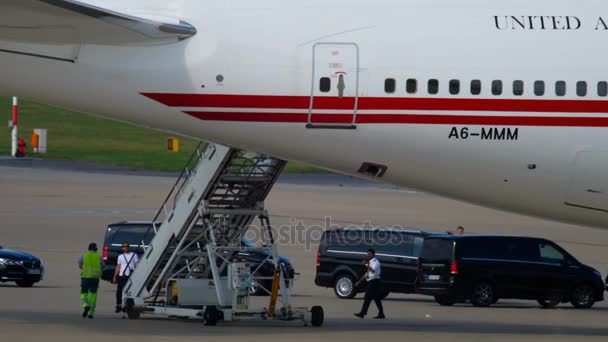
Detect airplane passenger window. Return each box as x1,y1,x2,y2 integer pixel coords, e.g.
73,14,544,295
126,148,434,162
428,79,439,95
534,81,545,96
555,81,566,96
384,78,396,94
449,80,460,95
319,77,331,93
470,80,481,95
598,82,608,97
406,79,417,94
513,80,524,96
491,80,502,95
577,81,587,97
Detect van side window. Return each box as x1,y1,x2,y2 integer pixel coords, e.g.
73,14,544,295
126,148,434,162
373,231,414,257
460,237,506,260
384,78,396,94
506,240,540,261
539,243,565,263
327,231,372,254
491,80,503,95
412,236,425,257
320,77,331,92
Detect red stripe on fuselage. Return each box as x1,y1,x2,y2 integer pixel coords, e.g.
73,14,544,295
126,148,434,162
183,111,608,127
142,93,608,113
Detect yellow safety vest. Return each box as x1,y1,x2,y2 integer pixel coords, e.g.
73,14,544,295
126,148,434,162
81,251,102,279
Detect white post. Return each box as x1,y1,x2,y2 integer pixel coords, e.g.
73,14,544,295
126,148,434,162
11,97,18,157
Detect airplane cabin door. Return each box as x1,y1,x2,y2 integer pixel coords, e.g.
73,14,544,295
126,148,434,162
307,43,359,129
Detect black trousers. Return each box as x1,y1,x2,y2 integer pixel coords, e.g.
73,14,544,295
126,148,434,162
116,276,129,306
360,279,384,315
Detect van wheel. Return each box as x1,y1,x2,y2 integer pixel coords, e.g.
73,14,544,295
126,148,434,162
537,297,561,308
434,295,456,306
571,284,595,309
471,282,495,307
334,274,357,299
203,306,219,326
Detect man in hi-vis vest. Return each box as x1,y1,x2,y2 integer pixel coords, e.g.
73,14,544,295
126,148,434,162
78,243,104,319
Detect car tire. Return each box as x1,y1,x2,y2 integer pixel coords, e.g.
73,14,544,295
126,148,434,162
537,297,561,309
310,306,324,327
333,274,357,299
471,281,495,307
571,284,595,309
125,298,141,319
15,280,35,287
434,295,456,306
203,306,219,326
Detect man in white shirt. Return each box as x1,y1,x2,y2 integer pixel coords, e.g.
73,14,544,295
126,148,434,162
355,248,385,319
113,242,139,313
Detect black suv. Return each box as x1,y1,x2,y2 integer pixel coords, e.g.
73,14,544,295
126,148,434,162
416,235,605,308
315,227,436,299
0,245,44,287
102,221,295,295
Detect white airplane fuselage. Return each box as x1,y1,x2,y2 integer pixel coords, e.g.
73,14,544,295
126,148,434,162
2,0,608,228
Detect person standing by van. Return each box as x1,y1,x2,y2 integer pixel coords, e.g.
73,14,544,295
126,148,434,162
113,242,139,313
354,248,385,319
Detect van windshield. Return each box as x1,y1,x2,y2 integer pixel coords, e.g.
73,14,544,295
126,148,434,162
420,238,454,261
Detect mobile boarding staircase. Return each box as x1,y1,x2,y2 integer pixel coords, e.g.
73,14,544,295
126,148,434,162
121,144,323,326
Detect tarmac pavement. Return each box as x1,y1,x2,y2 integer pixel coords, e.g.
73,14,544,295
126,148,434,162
1,165,607,341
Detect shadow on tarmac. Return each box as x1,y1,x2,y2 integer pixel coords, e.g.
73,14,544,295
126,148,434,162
0,284,63,289
1,309,607,337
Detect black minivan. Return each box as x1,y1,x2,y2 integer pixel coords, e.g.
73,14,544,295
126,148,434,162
416,235,605,308
315,227,435,299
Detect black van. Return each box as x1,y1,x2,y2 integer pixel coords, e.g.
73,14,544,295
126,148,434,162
101,221,155,282
416,235,605,308
315,227,436,299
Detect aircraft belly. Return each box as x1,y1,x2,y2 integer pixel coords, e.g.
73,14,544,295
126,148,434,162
173,119,608,228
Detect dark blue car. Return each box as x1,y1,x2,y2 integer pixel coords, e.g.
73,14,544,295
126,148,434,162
0,245,44,287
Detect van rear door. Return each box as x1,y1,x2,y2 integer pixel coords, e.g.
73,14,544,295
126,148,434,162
418,237,455,286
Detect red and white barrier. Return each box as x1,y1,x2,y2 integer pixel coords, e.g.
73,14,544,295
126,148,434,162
11,97,18,157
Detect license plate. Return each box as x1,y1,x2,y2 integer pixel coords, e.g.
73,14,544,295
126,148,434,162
428,275,440,281
27,269,41,275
